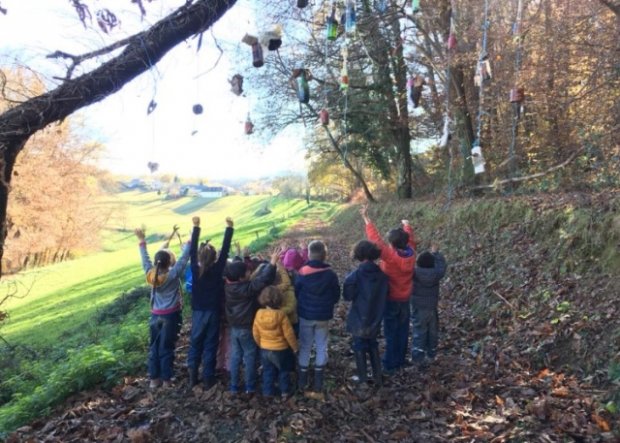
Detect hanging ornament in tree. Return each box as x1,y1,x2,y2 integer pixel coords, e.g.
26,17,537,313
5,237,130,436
319,109,329,125
409,75,425,108
509,87,524,103
471,140,486,174
340,47,349,91
260,25,282,51
241,34,264,68
293,69,310,104
229,74,244,96
474,52,492,86
192,104,203,115
345,1,356,34
439,115,451,148
411,0,420,13
147,161,159,174
146,99,157,115
326,6,338,41
375,0,388,13
447,33,457,50
244,114,254,135
297,0,308,7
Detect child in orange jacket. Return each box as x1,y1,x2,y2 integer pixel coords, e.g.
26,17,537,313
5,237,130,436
253,286,298,397
360,205,416,374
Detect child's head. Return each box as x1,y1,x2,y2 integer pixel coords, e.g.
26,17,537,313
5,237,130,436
308,240,327,261
417,251,435,268
225,261,249,282
154,250,173,270
198,242,217,277
387,228,409,250
352,240,381,262
282,248,303,271
258,286,283,309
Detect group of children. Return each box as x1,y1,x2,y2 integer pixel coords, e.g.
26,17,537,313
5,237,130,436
135,205,446,397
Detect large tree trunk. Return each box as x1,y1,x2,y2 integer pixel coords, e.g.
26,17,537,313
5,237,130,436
0,0,238,279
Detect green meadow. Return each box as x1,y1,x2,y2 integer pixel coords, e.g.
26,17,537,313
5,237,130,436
0,191,337,434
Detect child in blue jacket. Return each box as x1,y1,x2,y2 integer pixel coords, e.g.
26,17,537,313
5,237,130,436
187,216,234,389
343,240,388,387
135,225,190,389
410,244,447,368
295,240,340,394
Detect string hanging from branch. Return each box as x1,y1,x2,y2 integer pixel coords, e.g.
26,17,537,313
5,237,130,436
508,0,526,185
471,0,491,175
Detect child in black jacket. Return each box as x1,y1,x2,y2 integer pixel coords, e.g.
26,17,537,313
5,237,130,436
343,240,389,387
410,244,447,367
224,250,278,394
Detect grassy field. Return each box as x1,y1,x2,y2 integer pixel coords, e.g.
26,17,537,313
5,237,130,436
0,191,337,434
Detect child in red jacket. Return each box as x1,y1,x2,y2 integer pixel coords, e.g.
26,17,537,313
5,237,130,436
360,205,416,374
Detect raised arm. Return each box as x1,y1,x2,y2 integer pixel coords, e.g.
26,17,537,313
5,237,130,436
169,241,191,279
215,217,234,271
401,219,416,250
190,217,201,268
135,228,153,274
248,249,279,296
432,244,447,279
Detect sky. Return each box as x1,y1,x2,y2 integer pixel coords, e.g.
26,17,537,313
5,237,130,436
0,0,307,180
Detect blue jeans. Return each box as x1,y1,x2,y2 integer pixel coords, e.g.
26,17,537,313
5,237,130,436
352,336,378,352
148,311,182,381
261,348,295,396
187,310,220,378
411,307,439,361
383,301,410,371
298,317,329,368
229,327,258,392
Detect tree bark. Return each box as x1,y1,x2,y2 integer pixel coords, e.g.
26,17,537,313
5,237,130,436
0,0,238,278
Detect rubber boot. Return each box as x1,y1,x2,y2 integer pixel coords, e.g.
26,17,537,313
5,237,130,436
313,366,325,393
353,350,368,384
369,347,383,388
188,367,199,388
203,375,216,390
298,366,309,392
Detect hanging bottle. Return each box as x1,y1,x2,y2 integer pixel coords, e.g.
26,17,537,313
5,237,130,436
319,109,329,125
509,87,524,103
297,0,308,8
447,33,457,50
345,1,356,34
340,65,349,91
251,42,264,68
326,6,338,41
411,0,420,13
244,114,254,135
471,140,486,174
375,0,388,13
296,70,310,104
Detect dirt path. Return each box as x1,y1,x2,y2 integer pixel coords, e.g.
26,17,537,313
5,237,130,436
6,209,616,442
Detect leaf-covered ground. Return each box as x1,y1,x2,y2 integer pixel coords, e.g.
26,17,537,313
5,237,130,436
6,197,619,442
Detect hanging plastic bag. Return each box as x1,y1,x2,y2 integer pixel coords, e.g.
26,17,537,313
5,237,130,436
471,141,486,174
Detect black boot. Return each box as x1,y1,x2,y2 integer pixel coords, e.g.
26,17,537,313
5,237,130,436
313,366,325,392
353,350,368,384
188,367,199,388
298,366,309,392
203,375,216,390
369,347,383,388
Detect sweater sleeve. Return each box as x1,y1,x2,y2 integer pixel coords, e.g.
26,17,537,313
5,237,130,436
215,226,234,272
282,315,298,353
139,243,153,274
433,252,447,280
190,226,200,269
169,242,191,279
403,224,417,251
342,270,357,302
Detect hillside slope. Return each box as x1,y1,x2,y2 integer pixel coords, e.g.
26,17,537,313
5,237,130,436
5,192,619,442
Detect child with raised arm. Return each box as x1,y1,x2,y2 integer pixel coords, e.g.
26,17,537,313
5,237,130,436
360,205,416,375
295,240,340,394
253,286,298,398
343,240,389,387
224,249,278,394
187,216,234,389
410,244,447,368
135,225,191,389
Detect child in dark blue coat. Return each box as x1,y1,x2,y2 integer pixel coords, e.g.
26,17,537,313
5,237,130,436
343,240,389,387
410,244,447,368
187,216,234,389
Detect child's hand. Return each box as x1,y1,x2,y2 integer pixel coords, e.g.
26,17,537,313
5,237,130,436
134,228,146,241
430,243,439,253
226,217,234,228
270,247,283,265
359,204,370,223
192,216,200,226
401,219,410,226
242,246,251,257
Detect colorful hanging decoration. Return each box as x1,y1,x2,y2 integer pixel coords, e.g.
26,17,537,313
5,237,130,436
326,6,338,41
297,0,308,7
147,161,159,173
409,75,425,108
340,47,349,91
192,104,203,115
411,0,420,13
244,114,254,135
241,34,264,68
471,140,486,174
260,25,282,51
319,109,329,125
345,1,356,34
229,74,244,96
375,0,388,13
292,68,310,103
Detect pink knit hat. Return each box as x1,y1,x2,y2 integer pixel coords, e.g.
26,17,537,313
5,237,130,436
282,248,305,271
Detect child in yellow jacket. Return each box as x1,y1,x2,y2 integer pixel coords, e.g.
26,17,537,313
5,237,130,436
253,286,298,397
